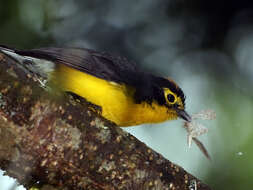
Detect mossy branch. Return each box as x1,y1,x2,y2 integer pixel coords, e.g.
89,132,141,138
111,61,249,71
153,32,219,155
0,53,211,190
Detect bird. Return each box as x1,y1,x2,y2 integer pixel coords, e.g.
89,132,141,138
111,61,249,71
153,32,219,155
0,45,191,126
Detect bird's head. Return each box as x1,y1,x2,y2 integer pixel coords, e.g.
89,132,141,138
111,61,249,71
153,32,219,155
149,76,191,123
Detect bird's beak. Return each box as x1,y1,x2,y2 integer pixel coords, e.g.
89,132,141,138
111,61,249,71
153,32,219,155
177,109,192,122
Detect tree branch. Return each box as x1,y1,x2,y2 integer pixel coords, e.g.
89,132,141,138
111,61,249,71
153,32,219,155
0,53,212,190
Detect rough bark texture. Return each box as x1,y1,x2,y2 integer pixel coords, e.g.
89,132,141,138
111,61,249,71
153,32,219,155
0,52,212,190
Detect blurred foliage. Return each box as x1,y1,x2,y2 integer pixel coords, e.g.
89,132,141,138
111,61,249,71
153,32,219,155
0,0,253,189
0,0,54,48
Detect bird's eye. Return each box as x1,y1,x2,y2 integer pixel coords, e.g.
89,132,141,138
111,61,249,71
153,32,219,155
167,93,175,103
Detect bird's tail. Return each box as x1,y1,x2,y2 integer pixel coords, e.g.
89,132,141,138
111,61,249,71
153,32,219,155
0,44,27,64
0,44,17,53
0,45,55,79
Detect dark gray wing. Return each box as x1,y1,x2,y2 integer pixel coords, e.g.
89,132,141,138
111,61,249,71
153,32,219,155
15,47,139,84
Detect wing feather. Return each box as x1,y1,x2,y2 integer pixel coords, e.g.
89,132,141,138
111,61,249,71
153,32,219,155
15,47,139,84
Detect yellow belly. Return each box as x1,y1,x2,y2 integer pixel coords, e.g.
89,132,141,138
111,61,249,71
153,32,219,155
51,65,177,126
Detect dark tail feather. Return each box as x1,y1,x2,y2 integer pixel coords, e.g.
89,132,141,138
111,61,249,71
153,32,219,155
0,45,57,62
0,44,17,52
0,45,31,64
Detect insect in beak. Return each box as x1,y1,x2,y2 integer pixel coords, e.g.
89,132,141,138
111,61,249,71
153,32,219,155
177,109,192,122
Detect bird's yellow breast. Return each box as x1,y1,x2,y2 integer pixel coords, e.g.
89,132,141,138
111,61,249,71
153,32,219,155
51,65,177,126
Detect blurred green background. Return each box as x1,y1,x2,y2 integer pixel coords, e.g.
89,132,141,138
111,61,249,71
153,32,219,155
0,0,253,189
